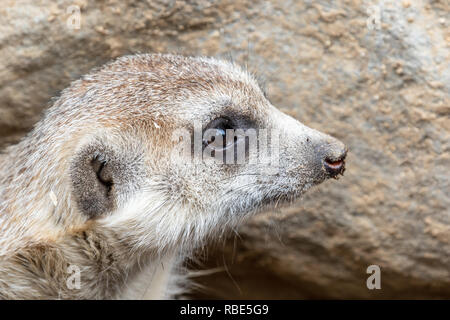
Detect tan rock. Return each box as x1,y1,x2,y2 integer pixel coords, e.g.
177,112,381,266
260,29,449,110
0,0,449,299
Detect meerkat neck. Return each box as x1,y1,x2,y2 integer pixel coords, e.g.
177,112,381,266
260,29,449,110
0,221,176,299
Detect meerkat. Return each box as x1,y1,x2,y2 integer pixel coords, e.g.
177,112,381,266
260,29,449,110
0,53,346,299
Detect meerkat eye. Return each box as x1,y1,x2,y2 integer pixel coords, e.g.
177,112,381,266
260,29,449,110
203,117,235,149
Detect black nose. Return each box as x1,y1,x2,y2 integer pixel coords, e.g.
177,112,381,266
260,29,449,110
323,148,347,178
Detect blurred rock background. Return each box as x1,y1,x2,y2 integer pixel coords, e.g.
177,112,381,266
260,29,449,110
0,0,448,298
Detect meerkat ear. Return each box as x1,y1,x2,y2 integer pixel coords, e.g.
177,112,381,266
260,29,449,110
70,146,117,219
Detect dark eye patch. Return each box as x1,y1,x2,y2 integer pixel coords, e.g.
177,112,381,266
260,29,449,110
203,116,234,132
204,110,257,132
201,112,258,163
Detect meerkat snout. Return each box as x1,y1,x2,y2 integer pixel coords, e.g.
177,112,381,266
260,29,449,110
0,53,347,299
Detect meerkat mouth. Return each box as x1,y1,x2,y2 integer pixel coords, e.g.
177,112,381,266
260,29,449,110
325,159,344,170
324,157,346,178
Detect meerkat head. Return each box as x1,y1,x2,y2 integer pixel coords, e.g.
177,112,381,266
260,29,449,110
41,54,347,254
